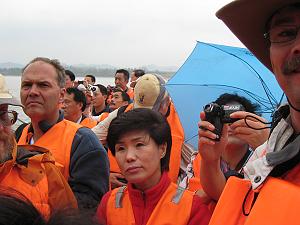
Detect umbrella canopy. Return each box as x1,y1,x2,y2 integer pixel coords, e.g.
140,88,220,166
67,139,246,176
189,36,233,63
166,41,285,149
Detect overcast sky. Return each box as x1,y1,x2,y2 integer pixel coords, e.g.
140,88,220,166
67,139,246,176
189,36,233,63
1,0,243,68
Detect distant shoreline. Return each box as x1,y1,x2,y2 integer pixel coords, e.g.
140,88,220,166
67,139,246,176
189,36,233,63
1,68,174,79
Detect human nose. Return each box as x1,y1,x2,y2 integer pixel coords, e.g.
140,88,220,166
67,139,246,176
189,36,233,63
125,148,137,162
290,31,300,53
28,84,40,96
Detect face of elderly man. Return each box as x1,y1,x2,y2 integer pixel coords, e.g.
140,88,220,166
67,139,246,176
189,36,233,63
269,5,300,108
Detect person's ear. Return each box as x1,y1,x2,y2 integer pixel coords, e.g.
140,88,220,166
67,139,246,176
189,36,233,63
159,142,167,159
59,88,66,103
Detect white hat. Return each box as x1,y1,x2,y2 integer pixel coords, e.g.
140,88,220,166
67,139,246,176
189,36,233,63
0,74,22,106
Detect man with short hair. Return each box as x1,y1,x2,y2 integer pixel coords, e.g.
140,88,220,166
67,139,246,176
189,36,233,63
63,87,97,128
17,57,109,210
84,74,96,85
114,69,134,99
130,69,145,88
200,1,300,224
0,74,77,215
109,88,130,111
91,84,110,117
65,70,75,88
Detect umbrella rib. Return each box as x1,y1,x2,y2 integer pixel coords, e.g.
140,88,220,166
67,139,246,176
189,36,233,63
203,43,280,111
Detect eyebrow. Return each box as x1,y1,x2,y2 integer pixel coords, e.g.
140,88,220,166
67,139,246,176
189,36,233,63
270,16,295,28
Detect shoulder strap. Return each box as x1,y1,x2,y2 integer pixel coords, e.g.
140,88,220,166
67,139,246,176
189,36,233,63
117,105,128,117
15,123,30,142
115,186,127,208
270,104,290,135
171,186,185,204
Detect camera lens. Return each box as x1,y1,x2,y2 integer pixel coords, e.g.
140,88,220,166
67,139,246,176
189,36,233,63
91,86,97,92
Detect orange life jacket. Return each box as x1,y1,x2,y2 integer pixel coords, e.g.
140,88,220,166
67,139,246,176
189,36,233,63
17,120,81,179
1,143,77,216
126,87,134,100
80,117,97,128
209,173,300,225
167,102,185,183
106,183,193,225
98,112,110,122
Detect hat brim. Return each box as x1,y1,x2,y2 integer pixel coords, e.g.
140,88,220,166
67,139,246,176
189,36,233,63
216,0,300,72
133,103,153,110
0,96,23,107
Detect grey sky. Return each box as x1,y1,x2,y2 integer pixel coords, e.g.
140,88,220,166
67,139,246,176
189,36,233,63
1,0,243,68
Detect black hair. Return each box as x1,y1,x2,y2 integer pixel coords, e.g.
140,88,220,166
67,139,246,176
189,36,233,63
0,188,100,225
94,84,108,96
65,70,75,81
133,69,145,78
115,69,130,81
107,108,172,172
66,87,87,111
85,74,96,83
112,88,130,102
215,93,261,115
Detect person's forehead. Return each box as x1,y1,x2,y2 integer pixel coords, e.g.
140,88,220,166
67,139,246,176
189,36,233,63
115,73,125,79
270,5,300,28
113,91,122,97
22,61,58,81
65,92,75,99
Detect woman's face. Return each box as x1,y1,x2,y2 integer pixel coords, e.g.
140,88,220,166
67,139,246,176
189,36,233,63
115,130,166,191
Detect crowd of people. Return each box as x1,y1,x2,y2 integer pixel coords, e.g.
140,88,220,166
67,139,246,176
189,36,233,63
0,0,299,224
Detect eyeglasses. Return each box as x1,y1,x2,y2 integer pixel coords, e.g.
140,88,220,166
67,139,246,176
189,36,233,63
0,110,18,126
264,25,300,44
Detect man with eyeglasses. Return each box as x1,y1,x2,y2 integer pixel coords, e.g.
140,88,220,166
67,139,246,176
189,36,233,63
199,1,300,224
0,74,78,215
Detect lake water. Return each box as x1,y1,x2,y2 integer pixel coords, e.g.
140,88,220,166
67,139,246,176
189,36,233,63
5,75,115,128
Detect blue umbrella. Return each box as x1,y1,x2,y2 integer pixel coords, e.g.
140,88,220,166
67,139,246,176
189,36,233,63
166,41,285,149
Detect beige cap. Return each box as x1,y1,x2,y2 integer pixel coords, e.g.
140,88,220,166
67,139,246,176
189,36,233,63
133,74,167,112
0,74,22,106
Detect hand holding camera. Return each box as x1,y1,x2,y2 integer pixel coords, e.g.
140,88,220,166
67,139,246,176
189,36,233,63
203,103,242,141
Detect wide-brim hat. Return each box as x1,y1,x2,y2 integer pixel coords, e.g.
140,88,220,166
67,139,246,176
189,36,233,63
0,74,22,107
216,0,300,72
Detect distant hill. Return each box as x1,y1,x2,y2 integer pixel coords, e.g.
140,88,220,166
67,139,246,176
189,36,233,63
0,62,177,78
0,62,23,69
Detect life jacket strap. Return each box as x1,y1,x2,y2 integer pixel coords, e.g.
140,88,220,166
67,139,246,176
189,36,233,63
115,186,126,208
171,186,185,204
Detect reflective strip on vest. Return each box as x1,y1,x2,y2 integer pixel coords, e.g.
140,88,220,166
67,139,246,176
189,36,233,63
107,183,193,225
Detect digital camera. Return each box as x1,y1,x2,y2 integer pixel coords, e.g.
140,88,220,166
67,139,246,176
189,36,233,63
203,103,244,141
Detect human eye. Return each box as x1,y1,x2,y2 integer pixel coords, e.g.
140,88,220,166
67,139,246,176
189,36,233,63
115,145,125,153
39,82,50,88
271,26,297,42
136,142,146,148
21,82,32,89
